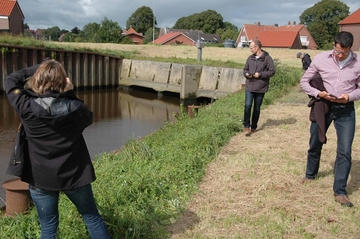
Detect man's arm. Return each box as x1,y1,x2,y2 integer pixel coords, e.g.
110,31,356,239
256,56,275,79
243,57,251,78
300,62,320,98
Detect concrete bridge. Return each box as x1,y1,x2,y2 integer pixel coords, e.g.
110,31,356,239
120,59,245,101
0,44,246,100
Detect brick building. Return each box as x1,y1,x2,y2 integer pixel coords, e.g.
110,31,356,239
338,8,360,51
0,0,24,35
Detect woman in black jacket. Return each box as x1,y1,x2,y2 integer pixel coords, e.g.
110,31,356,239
4,59,110,239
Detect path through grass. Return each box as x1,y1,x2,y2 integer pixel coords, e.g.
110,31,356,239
168,85,360,239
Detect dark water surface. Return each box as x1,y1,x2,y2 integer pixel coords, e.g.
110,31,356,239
0,88,181,207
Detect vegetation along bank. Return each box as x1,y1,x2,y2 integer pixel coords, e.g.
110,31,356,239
0,39,302,238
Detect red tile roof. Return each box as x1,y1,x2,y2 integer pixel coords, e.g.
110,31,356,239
243,24,304,40
154,32,182,44
259,31,299,47
0,0,17,16
125,27,143,37
339,8,360,24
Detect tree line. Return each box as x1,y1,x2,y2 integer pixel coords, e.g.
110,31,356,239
24,0,351,49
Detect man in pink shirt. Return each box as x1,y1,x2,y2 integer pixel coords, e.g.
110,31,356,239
300,31,360,207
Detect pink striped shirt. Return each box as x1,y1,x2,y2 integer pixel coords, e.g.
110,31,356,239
300,51,360,102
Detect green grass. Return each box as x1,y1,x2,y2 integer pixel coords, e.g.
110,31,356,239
0,56,301,238
0,34,131,58
0,34,243,69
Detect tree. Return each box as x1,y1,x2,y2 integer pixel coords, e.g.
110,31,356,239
216,28,238,42
121,36,135,44
97,17,122,43
61,32,75,42
42,26,61,41
126,6,156,35
79,22,101,42
142,27,159,44
215,21,239,42
299,0,349,49
71,27,80,34
223,22,238,32
173,10,224,34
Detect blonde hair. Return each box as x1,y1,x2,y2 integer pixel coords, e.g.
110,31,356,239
27,60,67,95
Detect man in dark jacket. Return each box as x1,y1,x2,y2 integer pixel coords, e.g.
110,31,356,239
243,40,276,136
4,59,111,238
297,52,312,70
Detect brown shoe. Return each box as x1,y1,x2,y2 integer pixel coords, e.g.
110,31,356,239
251,129,257,133
244,128,251,136
301,177,313,184
334,195,354,207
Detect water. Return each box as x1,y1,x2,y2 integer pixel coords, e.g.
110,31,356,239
0,88,181,207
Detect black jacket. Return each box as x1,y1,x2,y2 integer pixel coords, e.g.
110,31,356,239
302,53,312,70
243,50,276,93
4,63,96,191
307,73,329,144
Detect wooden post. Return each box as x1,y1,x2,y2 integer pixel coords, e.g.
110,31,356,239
2,178,32,217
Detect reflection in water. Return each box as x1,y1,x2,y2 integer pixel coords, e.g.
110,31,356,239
0,88,181,207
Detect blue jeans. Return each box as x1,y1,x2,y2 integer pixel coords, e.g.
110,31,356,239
243,91,265,129
305,102,355,195
29,184,111,239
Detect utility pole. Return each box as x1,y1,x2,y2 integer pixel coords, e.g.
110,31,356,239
152,0,156,43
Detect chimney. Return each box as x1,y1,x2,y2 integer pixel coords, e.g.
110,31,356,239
274,23,279,27
293,21,296,25
257,22,261,26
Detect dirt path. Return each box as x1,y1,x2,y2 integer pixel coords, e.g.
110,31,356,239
168,87,360,238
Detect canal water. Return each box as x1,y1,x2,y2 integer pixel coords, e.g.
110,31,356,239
0,88,181,207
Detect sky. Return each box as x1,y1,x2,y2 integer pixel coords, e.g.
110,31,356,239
17,0,360,32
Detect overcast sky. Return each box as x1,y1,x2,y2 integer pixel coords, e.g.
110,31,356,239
17,0,360,31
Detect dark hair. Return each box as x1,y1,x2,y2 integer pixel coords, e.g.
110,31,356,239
334,31,353,48
252,40,262,48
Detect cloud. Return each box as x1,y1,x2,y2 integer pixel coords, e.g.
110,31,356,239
17,0,360,31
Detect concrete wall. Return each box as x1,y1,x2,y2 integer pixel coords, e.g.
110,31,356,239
119,59,246,100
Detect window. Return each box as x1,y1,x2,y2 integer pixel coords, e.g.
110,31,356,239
300,36,307,43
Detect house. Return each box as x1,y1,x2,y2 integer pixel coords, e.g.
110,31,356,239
0,0,24,35
122,27,145,44
236,22,317,50
338,8,360,51
154,28,221,46
34,28,43,39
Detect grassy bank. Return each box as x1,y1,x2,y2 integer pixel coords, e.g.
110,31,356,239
0,44,302,238
0,34,335,69
0,34,241,68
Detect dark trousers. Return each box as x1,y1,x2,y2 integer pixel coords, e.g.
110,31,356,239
305,103,355,195
243,91,265,129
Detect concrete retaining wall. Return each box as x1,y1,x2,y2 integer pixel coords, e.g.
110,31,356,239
120,59,246,100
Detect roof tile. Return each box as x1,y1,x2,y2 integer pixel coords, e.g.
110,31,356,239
0,0,16,16
339,8,360,24
259,31,298,47
154,32,181,44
